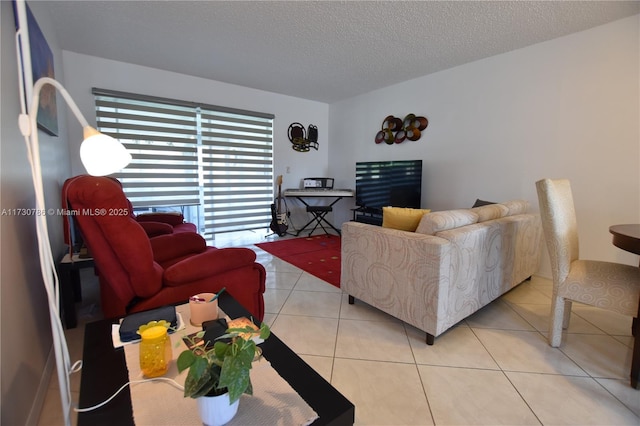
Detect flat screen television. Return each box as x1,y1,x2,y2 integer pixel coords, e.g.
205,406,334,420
355,160,422,213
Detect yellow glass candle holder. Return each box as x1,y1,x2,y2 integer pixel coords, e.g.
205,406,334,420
138,321,172,378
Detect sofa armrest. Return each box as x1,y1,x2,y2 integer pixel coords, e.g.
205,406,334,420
341,221,451,336
150,232,207,263
137,212,185,226
163,247,258,286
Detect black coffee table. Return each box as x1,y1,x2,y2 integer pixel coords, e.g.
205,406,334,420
77,293,355,425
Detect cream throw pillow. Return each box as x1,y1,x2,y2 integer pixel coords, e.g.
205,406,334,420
382,207,432,232
470,203,509,222
502,200,529,216
415,209,479,235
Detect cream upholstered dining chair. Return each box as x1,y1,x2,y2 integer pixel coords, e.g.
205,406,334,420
535,178,639,347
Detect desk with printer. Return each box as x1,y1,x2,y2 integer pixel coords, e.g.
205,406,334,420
283,178,354,236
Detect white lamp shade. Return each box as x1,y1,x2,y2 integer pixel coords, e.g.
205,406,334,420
80,132,132,176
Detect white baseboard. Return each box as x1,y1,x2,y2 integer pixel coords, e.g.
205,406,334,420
26,347,55,426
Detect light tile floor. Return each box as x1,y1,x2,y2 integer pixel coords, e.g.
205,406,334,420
38,229,640,425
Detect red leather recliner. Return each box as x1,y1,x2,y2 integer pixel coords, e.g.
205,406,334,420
62,175,266,320
63,175,197,243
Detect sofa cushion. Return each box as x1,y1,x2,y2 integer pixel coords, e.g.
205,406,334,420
470,203,509,222
502,200,529,216
416,209,479,235
382,206,432,231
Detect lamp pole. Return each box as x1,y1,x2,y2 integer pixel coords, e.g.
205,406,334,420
14,2,130,423
16,78,131,426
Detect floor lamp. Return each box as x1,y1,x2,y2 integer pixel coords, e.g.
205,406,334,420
17,77,131,425
15,4,131,423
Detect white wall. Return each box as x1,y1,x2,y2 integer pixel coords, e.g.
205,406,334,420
61,51,330,228
1,1,72,424
328,15,640,276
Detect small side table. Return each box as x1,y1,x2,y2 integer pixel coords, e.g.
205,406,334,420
609,224,640,389
58,252,94,329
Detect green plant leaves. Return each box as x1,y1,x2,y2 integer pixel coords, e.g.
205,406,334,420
178,322,270,402
213,340,230,359
259,324,271,340
218,343,255,403
184,357,218,398
177,349,196,373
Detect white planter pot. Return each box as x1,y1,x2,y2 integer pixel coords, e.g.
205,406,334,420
197,392,239,426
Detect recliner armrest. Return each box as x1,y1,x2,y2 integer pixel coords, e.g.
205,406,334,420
163,248,258,286
150,232,207,263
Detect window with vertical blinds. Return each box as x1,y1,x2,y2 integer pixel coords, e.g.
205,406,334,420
201,110,274,233
92,88,274,235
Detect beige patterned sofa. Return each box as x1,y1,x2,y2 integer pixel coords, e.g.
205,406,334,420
341,200,542,344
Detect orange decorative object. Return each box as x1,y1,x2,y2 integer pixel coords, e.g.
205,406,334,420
406,126,421,141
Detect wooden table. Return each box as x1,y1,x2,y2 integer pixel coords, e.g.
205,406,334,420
610,224,640,257
77,293,355,425
609,224,640,389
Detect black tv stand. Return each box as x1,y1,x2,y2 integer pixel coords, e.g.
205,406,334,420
352,207,383,226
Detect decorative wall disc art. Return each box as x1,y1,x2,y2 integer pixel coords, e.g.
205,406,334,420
288,123,319,152
375,114,428,145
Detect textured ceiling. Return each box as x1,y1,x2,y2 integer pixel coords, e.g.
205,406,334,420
43,1,639,103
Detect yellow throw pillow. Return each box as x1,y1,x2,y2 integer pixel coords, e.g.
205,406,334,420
382,207,431,232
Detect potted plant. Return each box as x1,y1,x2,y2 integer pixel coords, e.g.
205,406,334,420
177,319,270,426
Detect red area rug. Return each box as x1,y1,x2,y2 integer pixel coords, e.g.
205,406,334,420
255,235,341,288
